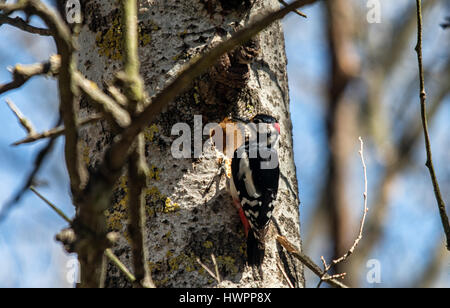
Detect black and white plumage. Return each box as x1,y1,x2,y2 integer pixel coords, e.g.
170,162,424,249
229,114,280,266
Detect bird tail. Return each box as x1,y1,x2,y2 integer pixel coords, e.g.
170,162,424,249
247,230,265,267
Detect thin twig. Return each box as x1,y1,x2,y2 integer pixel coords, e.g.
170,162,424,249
29,186,137,284
332,137,368,264
121,0,154,289
278,0,307,18
276,235,349,288
322,273,346,281
120,0,144,110
1,0,89,195
0,120,60,223
1,1,87,195
318,137,369,287
277,260,294,288
211,253,221,284
5,99,35,134
196,256,221,283
355,59,450,269
13,114,102,146
73,72,131,129
127,136,155,288
0,55,60,95
10,0,88,195
104,248,137,283
415,0,450,250
0,14,51,35
30,186,71,223
107,84,128,107
203,160,226,197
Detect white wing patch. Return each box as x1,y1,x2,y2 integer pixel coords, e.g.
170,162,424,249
238,152,261,198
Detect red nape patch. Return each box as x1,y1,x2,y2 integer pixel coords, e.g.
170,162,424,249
273,123,280,134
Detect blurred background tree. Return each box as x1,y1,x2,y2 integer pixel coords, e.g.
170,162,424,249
0,0,448,287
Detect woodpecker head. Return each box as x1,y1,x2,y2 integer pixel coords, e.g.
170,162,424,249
251,114,280,148
251,114,280,134
232,114,280,148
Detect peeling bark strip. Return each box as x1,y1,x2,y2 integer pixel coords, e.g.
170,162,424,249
76,0,305,287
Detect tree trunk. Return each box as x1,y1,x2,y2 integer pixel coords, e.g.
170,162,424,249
77,0,303,287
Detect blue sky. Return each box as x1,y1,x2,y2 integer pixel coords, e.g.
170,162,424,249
0,1,449,287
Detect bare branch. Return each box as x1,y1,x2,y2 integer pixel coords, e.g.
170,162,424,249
415,0,450,250
13,114,102,146
30,186,138,285
127,136,155,288
1,0,89,194
277,260,294,288
0,13,51,35
211,253,221,284
106,84,128,108
196,256,221,284
318,137,369,287
353,59,450,270
104,248,137,284
278,0,307,18
30,186,71,224
73,72,131,129
120,0,154,289
0,0,73,48
5,99,35,135
0,55,60,95
120,0,144,110
0,123,59,223
1,0,96,284
26,0,87,194
332,137,368,264
276,235,349,288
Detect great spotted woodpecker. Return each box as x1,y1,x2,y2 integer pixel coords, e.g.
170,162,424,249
228,114,280,266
